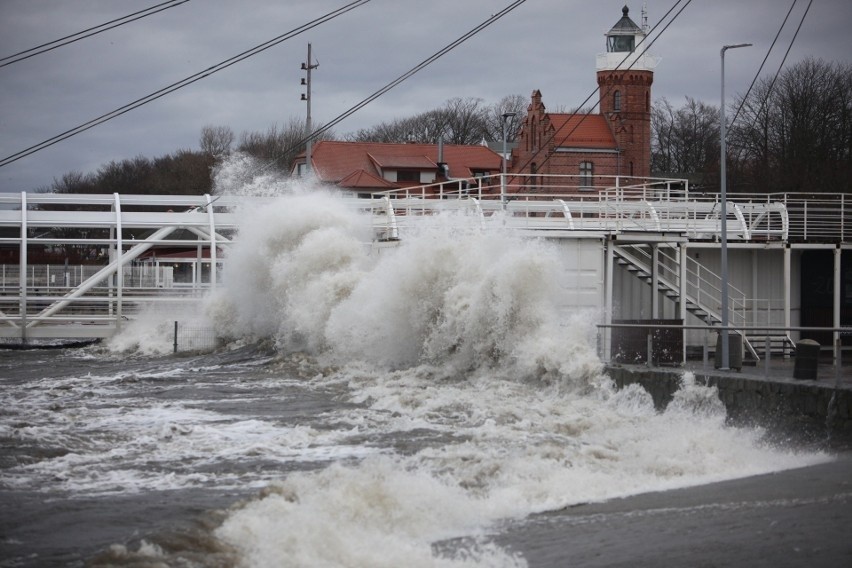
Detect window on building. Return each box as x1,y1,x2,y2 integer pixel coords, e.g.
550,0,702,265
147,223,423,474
296,162,307,177
613,90,622,112
396,170,420,182
579,161,594,188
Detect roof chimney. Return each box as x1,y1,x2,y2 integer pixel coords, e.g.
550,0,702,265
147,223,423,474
436,137,449,178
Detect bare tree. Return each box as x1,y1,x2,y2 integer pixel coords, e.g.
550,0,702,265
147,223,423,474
481,94,526,143
199,125,235,157
439,97,487,144
345,98,489,144
651,96,719,187
238,117,334,174
729,58,852,193
49,170,95,194
651,98,676,174
346,95,527,145
348,109,450,144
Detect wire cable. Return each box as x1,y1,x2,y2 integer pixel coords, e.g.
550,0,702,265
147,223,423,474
0,0,190,69
727,0,798,130
0,0,371,168
254,0,528,176
729,0,812,135
511,0,692,176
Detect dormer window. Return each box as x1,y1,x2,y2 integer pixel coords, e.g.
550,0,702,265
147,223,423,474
396,170,420,182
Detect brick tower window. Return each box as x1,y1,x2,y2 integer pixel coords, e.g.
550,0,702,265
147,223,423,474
613,90,622,112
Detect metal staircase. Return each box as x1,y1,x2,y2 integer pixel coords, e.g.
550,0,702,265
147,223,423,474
613,243,794,361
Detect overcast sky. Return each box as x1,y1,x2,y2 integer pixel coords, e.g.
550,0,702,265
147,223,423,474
1,0,849,192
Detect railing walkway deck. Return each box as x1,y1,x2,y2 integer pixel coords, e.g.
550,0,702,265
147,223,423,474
1,175,850,340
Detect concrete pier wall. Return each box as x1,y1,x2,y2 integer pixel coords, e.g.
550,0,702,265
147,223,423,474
606,365,852,445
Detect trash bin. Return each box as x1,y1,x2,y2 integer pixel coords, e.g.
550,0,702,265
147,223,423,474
794,339,820,380
714,331,743,370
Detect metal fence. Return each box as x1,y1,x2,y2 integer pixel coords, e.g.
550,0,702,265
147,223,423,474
600,322,849,384
172,321,220,353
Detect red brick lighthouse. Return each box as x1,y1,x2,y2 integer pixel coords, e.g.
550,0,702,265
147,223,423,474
596,5,659,180
509,5,659,191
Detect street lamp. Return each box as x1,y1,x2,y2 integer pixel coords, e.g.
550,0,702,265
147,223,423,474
719,42,751,370
501,112,516,209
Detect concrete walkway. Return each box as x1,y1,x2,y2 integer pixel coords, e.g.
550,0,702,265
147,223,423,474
681,353,852,388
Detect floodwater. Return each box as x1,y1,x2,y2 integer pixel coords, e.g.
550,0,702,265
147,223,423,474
1,186,848,567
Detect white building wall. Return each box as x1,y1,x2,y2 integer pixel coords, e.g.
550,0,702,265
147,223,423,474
550,237,606,314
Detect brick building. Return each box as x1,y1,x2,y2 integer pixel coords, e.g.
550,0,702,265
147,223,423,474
508,5,659,193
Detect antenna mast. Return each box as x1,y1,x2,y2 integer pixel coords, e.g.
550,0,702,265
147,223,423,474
641,3,649,33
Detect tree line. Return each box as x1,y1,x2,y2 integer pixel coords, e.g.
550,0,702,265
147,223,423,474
652,58,851,193
45,117,334,195
44,57,850,195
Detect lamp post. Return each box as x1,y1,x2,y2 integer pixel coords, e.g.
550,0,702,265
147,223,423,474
719,42,751,370
501,112,516,209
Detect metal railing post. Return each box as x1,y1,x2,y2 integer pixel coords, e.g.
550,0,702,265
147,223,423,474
19,192,27,341
765,336,770,378
836,336,842,385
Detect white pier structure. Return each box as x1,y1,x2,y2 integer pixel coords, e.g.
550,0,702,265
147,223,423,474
1,176,850,363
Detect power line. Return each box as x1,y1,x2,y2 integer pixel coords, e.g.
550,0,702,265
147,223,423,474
0,0,372,168
256,0,528,176
512,0,692,176
729,0,813,132
0,0,191,69
727,0,798,130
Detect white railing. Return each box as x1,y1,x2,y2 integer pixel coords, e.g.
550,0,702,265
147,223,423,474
0,182,849,340
369,175,800,241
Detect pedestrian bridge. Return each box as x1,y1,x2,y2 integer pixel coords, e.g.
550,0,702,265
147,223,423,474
1,176,849,345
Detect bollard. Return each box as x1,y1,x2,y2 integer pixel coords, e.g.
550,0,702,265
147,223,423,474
174,321,178,353
715,332,743,371
793,339,819,380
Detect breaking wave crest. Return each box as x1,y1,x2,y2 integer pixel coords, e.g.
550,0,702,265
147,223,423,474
94,169,830,567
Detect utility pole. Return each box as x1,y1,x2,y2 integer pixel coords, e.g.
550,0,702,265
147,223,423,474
300,43,319,177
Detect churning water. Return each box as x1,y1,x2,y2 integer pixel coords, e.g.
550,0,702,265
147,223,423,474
0,172,833,567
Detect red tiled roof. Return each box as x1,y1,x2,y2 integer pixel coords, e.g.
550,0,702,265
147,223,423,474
307,141,502,189
337,169,396,189
548,114,616,149
368,153,437,169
